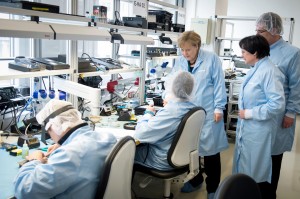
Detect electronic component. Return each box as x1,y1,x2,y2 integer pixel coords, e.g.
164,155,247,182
148,22,164,31
148,10,173,31
0,1,59,13
172,24,185,33
57,55,96,73
0,86,16,101
9,58,46,72
17,135,40,149
123,16,147,29
91,58,124,70
0,86,18,110
31,58,70,70
1,142,18,151
10,149,22,156
123,122,137,130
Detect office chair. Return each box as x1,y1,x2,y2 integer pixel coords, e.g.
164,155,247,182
133,107,206,199
94,136,136,199
214,173,262,199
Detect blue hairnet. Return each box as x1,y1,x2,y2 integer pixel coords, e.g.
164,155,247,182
170,71,194,101
256,12,283,35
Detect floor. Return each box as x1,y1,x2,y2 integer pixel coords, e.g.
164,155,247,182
132,115,300,199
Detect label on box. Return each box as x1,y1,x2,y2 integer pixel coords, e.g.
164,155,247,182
133,0,147,18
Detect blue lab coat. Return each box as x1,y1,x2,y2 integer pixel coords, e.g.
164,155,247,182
134,100,196,170
14,125,117,199
169,50,228,156
232,57,285,183
269,38,300,155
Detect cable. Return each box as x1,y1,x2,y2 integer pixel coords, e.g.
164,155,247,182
24,123,31,136
41,77,47,91
114,11,123,25
81,52,102,71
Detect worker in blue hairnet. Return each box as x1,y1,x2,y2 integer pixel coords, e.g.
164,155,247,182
232,35,285,199
13,100,117,199
134,71,197,170
256,12,300,199
166,31,228,199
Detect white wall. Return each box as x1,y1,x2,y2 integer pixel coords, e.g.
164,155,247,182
227,0,299,48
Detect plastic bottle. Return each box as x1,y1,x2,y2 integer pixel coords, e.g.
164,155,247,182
22,141,29,159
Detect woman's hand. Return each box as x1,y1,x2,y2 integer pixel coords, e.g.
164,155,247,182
239,110,246,119
45,144,60,157
26,150,47,163
163,99,168,106
214,113,223,122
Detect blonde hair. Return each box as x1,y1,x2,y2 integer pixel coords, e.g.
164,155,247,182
178,31,201,48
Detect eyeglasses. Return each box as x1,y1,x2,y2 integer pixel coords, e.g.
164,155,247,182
255,29,267,34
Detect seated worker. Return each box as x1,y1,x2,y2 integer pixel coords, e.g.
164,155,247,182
134,71,196,170
13,99,117,199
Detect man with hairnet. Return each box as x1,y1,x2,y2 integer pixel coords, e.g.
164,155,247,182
13,100,117,199
256,12,300,198
134,71,197,170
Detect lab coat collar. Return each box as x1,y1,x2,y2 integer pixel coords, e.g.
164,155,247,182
188,49,204,72
270,37,284,50
57,123,88,145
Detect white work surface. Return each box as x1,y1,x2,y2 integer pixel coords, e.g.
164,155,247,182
94,115,137,140
94,126,135,140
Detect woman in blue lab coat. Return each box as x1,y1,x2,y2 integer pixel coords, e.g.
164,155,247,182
134,71,196,170
169,31,228,199
13,100,117,199
232,35,285,199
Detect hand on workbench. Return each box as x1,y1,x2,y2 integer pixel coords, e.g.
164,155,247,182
26,150,47,163
45,144,60,157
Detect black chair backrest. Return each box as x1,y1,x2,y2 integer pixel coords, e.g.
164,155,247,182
215,173,262,199
167,107,206,168
94,136,136,199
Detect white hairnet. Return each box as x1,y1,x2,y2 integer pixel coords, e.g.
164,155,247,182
36,99,83,135
165,71,195,101
256,12,283,35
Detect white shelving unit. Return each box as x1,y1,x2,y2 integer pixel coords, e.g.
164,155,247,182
0,4,154,115
214,15,295,58
225,80,242,136
0,0,185,115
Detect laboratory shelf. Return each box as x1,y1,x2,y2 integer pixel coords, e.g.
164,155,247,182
215,37,242,41
77,67,143,78
118,55,179,60
0,6,90,23
0,68,73,80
